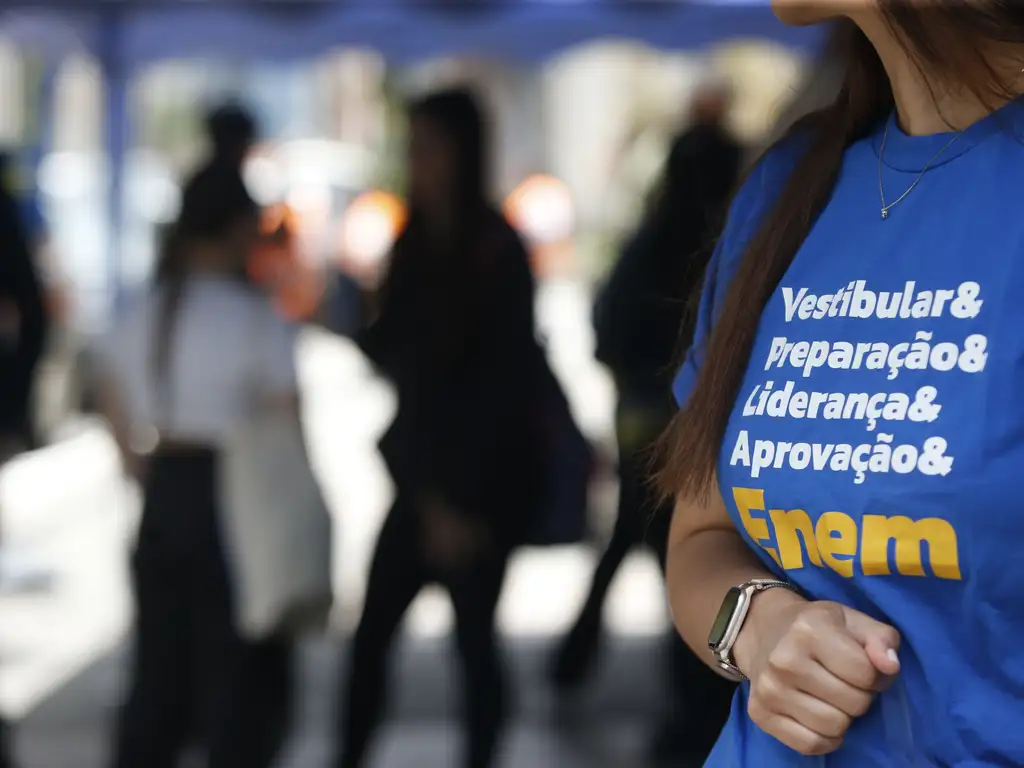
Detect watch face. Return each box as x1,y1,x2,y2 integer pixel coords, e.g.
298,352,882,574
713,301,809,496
708,586,743,651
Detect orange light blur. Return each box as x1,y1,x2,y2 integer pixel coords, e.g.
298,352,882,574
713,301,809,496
250,202,324,321
503,174,574,244
504,174,576,278
336,190,407,285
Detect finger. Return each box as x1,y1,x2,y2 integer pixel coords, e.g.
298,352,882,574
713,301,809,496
761,659,872,724
790,662,876,719
780,612,878,692
805,626,881,692
841,607,901,676
769,685,853,740
873,671,898,693
760,712,843,756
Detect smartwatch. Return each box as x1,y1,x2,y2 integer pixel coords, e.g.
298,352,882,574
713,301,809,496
708,579,799,682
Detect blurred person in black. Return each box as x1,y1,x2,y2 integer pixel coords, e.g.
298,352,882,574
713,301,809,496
333,87,542,768
205,102,258,171
549,79,742,763
94,162,297,768
0,153,46,457
0,150,42,768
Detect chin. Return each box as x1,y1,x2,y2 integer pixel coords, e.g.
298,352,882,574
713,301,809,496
771,0,851,26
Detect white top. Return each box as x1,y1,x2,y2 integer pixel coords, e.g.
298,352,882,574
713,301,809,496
96,275,300,446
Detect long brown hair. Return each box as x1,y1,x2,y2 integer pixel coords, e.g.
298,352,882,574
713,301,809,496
375,87,495,367
656,6,1024,504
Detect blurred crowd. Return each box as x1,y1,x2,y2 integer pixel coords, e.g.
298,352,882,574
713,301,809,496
0,56,829,768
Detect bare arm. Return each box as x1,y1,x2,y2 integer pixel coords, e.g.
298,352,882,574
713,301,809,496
93,369,144,481
666,482,806,677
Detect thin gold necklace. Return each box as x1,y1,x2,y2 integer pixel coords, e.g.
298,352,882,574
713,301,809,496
878,67,1024,221
877,114,964,221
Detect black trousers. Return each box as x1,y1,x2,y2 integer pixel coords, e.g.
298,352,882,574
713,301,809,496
0,438,16,768
111,449,293,768
336,501,509,768
0,714,11,768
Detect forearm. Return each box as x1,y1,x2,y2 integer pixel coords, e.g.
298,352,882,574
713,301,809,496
666,524,805,676
94,374,138,475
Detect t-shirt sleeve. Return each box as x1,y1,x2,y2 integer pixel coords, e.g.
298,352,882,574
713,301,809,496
671,241,724,406
256,304,301,396
670,147,794,406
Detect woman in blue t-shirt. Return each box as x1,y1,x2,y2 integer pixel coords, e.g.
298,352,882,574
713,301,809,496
661,5,1024,767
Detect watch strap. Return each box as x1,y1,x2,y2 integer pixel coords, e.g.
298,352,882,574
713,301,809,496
712,578,799,681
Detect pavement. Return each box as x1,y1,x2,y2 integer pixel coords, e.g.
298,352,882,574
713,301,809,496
0,281,689,768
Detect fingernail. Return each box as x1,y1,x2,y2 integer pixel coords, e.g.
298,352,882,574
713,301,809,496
887,648,900,668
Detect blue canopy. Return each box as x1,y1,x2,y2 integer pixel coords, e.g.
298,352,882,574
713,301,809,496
0,0,826,320
0,1,825,68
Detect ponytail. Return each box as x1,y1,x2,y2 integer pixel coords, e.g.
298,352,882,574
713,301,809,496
152,223,187,387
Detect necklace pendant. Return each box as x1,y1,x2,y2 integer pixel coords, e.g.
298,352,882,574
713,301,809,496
881,208,889,220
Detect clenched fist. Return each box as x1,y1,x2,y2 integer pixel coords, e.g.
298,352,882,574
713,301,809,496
734,594,901,756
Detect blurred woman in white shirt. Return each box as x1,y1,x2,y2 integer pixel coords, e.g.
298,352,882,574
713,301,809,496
94,161,299,768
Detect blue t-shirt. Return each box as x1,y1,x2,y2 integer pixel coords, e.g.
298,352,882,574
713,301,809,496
674,103,1024,767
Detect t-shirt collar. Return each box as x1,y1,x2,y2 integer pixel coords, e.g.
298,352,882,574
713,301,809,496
871,95,1024,173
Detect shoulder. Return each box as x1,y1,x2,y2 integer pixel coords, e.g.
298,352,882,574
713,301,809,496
730,135,806,224
197,278,273,322
478,209,531,281
241,286,297,337
714,134,807,280
483,208,527,255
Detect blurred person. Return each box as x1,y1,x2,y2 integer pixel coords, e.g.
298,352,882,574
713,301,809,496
94,162,296,768
0,153,50,604
0,153,40,768
549,80,742,763
1,150,73,448
659,5,1024,767
0,152,47,453
333,87,542,768
0,152,45,250
204,101,258,171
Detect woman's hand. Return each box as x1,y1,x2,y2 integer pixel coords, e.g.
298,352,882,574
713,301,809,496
419,494,490,572
734,592,901,756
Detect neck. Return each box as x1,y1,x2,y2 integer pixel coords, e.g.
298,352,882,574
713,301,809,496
853,12,1021,136
187,245,234,275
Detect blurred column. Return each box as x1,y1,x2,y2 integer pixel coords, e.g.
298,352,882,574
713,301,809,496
27,60,58,179
480,61,544,199
329,51,387,150
0,41,24,145
543,44,636,233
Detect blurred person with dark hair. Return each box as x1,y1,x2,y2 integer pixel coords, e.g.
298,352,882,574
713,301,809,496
0,150,52,606
333,87,542,768
204,101,257,170
94,162,297,768
0,148,41,768
549,79,743,763
0,152,47,455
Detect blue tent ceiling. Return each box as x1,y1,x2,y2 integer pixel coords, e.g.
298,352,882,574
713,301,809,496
0,1,826,68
